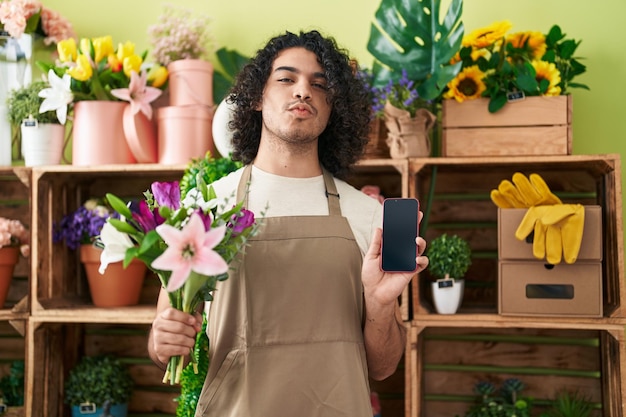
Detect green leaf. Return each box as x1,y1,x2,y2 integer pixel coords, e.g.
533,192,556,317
108,218,138,235
367,0,465,100
106,193,132,218
212,47,250,103
488,93,507,113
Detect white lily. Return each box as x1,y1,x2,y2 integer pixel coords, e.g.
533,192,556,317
98,221,134,274
38,69,74,125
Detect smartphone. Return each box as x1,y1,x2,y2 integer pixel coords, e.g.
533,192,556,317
381,198,420,272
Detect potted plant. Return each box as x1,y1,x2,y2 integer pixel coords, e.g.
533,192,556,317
0,217,29,309
53,199,146,307
540,390,594,417
427,233,471,314
0,360,24,415
462,379,532,417
7,80,66,166
64,355,134,417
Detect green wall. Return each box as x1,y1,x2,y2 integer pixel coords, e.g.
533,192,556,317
44,0,626,239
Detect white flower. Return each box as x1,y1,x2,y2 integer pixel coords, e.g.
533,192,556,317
98,221,134,274
38,69,73,125
181,188,218,212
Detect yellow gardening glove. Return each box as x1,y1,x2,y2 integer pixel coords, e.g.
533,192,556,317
490,179,527,208
515,204,585,264
491,173,561,208
514,205,554,259
542,204,585,264
512,173,562,206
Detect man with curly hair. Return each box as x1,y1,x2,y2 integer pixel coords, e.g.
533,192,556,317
148,30,428,416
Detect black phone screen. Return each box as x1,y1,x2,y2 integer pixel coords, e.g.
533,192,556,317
381,198,419,272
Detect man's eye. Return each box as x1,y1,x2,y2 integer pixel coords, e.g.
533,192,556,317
312,83,328,90
278,78,293,83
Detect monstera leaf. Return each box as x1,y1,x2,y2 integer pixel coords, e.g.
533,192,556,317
213,47,250,104
367,0,464,100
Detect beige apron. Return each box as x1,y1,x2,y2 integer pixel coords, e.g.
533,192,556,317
195,165,372,417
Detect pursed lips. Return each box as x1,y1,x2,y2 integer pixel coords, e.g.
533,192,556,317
287,102,315,117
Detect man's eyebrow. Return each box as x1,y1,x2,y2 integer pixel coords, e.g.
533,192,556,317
274,66,327,79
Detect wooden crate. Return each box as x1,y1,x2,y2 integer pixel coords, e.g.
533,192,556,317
409,155,624,319
25,321,178,417
29,165,185,319
406,323,626,417
0,168,30,318
441,96,572,157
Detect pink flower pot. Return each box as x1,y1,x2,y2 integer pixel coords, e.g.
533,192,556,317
72,101,136,165
167,59,214,107
157,105,216,164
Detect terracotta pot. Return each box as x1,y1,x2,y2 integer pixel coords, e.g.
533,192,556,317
0,246,19,309
167,59,214,107
79,245,146,307
157,105,216,164
383,102,436,158
21,122,65,166
72,101,136,166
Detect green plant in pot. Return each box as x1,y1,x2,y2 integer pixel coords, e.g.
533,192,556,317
64,355,134,417
6,80,66,166
427,233,471,314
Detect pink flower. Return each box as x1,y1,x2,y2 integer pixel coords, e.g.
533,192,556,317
40,7,76,45
110,70,162,119
152,212,229,292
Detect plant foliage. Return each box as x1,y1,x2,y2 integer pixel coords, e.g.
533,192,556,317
212,47,250,104
6,81,60,125
540,390,595,417
367,0,464,100
427,233,471,279
0,360,24,406
463,379,532,417
64,355,134,406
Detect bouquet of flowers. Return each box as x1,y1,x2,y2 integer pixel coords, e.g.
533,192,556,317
36,35,168,123
444,21,588,113
0,217,29,256
0,0,75,45
99,166,260,384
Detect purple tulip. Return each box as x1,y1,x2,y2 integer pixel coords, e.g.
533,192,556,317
229,208,255,235
152,181,180,210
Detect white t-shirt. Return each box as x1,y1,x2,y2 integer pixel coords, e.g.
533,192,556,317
211,165,383,255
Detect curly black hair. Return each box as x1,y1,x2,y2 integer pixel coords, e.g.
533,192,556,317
227,30,371,179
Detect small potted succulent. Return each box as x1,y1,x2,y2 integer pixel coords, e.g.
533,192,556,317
64,355,134,417
6,80,66,166
427,233,471,314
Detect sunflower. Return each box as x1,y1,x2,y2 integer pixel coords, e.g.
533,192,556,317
506,31,547,59
532,60,562,96
444,66,487,102
462,20,513,49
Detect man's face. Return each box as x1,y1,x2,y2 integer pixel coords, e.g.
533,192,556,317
257,47,332,147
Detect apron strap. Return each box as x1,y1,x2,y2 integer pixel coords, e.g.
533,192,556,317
237,164,341,216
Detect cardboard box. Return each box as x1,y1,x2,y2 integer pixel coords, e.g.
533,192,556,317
441,96,572,157
498,206,602,262
499,261,602,317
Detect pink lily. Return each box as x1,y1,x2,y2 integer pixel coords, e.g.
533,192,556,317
152,212,229,292
111,70,162,119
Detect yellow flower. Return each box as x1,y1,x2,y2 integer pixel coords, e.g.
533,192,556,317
79,38,91,56
507,31,547,59
532,60,562,96
123,54,143,78
444,66,487,102
57,38,77,63
463,20,513,49
147,65,168,88
67,54,93,81
93,35,114,63
116,41,136,62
